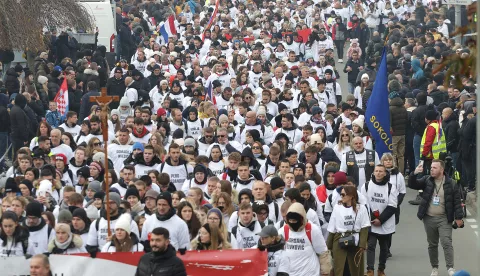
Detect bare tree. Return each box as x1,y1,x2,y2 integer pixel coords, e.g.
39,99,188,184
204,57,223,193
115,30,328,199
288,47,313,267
0,0,93,50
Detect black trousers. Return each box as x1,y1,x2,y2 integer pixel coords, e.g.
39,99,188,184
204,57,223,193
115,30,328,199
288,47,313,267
367,233,391,271
334,40,345,59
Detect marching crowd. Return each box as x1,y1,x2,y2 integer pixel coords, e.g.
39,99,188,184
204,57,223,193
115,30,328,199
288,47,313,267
0,0,476,276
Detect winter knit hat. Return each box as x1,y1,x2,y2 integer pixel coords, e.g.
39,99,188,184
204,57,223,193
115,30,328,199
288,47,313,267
333,171,348,186
92,152,107,164
115,214,132,235
352,116,364,129
157,108,167,117
94,191,105,200
145,189,159,200
105,192,121,207
218,114,229,124
270,177,285,190
132,142,144,151
37,180,53,197
26,201,43,218
55,223,72,235
361,73,369,80
124,187,140,200
19,179,33,193
87,181,102,193
184,137,196,148
85,205,99,220
257,106,267,117
76,166,90,179
425,110,438,121
72,208,90,224
111,109,120,117
58,209,73,223
38,76,48,85
55,153,68,165
5,178,19,193
157,192,173,208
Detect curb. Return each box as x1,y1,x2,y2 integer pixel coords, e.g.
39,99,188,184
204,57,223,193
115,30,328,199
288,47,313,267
466,191,477,217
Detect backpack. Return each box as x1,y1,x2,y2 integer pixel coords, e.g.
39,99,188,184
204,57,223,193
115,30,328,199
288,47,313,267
284,222,312,243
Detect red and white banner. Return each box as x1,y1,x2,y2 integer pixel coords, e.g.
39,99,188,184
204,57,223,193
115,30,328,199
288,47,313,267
0,249,267,276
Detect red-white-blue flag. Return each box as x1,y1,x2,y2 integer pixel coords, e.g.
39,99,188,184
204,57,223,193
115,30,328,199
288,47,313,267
202,0,220,41
205,82,216,105
159,15,177,43
54,77,69,116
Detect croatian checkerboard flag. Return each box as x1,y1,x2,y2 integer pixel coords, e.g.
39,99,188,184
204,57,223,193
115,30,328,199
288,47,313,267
159,15,177,43
54,77,69,115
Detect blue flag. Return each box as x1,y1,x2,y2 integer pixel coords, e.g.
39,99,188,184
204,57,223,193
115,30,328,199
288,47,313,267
365,47,393,158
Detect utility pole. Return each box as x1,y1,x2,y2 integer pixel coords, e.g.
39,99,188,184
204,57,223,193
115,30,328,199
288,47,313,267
455,4,462,44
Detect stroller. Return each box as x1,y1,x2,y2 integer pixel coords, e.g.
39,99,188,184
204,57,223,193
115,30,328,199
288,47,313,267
444,155,467,217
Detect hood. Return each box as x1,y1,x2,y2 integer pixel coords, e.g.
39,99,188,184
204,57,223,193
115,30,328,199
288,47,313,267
187,106,198,122
389,97,403,107
6,68,17,77
48,233,84,252
443,112,458,123
258,236,286,252
286,202,307,229
241,147,255,159
111,137,134,145
0,94,9,108
411,59,421,71
238,188,254,203
84,68,99,76
119,96,130,108
323,165,339,184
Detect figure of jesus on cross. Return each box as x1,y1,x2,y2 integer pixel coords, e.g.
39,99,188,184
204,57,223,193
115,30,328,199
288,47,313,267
89,87,119,235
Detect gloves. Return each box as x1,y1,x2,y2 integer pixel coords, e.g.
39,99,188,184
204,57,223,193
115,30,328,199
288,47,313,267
178,248,186,255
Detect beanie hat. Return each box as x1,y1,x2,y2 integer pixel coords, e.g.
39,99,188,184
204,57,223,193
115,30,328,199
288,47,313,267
157,192,173,208
425,110,438,121
105,192,121,207
85,205,99,220
278,103,288,113
19,179,33,193
352,117,364,129
89,161,103,173
55,223,72,236
94,191,105,200
26,201,43,218
114,67,123,74
124,187,140,200
341,102,352,111
76,166,90,179
55,153,68,165
14,64,23,73
184,137,196,148
115,214,132,235
132,142,144,151
293,163,306,175
207,208,223,224
58,209,73,223
270,177,285,190
72,208,90,226
145,189,159,200
92,152,107,165
87,180,102,193
5,178,19,193
111,109,120,117
257,106,267,117
388,91,400,99
324,68,333,75
157,108,167,117
361,73,369,80
38,76,48,85
218,114,229,124
333,171,348,186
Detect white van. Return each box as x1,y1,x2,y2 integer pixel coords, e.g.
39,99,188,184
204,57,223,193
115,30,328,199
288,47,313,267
78,0,116,52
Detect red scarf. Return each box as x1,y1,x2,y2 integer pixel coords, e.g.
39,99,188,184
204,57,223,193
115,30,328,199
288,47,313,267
133,127,149,138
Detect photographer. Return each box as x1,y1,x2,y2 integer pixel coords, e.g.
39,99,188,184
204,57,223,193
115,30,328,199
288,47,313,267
408,159,464,276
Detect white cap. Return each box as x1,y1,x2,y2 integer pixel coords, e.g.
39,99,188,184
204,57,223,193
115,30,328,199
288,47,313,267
115,214,132,235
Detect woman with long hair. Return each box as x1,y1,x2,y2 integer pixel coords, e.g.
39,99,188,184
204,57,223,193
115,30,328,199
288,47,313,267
191,223,231,250
187,187,210,209
85,138,103,160
305,162,322,185
62,132,77,151
334,129,353,161
48,223,86,254
251,141,267,167
89,161,105,182
177,201,202,241
172,191,186,209
213,192,235,224
206,208,229,242
327,186,370,276
29,121,51,150
354,74,371,110
101,214,143,252
0,211,30,256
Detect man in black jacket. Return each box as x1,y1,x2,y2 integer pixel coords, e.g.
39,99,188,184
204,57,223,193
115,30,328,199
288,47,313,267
106,67,126,110
78,81,100,122
441,108,460,168
344,50,363,94
10,94,31,157
135,227,186,276
408,160,463,276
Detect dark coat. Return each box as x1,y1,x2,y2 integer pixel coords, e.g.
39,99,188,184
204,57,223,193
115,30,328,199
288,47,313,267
411,104,429,136
106,76,126,110
47,76,61,101
5,68,20,95
0,103,10,133
458,116,476,161
68,86,82,115
24,105,39,139
34,57,50,80
135,245,186,276
79,90,100,122
389,97,408,136
82,69,101,94
344,58,362,84
429,89,448,106
408,173,463,223
442,113,460,153
10,95,30,143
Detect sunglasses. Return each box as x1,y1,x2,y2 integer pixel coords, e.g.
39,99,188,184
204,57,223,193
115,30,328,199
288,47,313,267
205,135,213,138
244,97,251,100
252,146,261,150
93,142,102,146
217,135,226,138
342,134,350,137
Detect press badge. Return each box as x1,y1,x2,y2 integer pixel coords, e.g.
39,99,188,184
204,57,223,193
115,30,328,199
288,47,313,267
432,196,440,206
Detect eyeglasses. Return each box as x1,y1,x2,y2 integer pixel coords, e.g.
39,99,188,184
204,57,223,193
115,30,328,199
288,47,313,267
244,97,251,100
340,193,346,197
258,212,268,216
208,217,220,222
252,146,261,150
217,135,226,138
93,142,102,146
341,134,350,137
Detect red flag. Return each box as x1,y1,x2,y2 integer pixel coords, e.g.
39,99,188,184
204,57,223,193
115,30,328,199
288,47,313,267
297,28,312,43
54,77,69,116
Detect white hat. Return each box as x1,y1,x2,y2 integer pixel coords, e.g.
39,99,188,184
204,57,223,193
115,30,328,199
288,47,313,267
170,51,178,57
352,116,365,129
257,106,267,117
38,76,48,85
36,180,52,197
85,205,99,220
361,73,369,80
310,133,322,144
115,214,132,235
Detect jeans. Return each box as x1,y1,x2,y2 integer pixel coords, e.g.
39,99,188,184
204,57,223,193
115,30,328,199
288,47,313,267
367,233,390,271
334,40,345,59
413,134,422,167
347,82,355,94
423,215,454,269
392,135,405,174
450,152,458,169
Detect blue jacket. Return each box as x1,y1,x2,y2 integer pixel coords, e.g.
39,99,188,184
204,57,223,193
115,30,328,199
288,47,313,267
412,59,424,80
79,90,100,122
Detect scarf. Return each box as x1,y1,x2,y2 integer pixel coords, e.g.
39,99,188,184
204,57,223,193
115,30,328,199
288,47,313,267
54,234,73,250
133,127,149,138
310,116,327,127
155,207,176,221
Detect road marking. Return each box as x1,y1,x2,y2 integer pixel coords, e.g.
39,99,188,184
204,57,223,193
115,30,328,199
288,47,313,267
466,219,476,223
471,225,478,229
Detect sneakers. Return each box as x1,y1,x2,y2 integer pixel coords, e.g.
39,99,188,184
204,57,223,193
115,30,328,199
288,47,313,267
387,251,392,258
430,268,439,276
377,270,386,276
338,59,343,63
447,268,456,276
366,270,374,276
409,194,422,205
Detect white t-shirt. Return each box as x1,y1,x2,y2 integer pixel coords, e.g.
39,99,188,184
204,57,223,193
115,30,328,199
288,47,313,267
327,204,371,246
360,180,398,235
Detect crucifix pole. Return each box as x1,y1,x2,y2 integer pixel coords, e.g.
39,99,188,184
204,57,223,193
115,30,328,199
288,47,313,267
89,87,119,236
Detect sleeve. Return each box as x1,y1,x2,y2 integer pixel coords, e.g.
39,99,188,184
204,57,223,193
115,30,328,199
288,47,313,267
422,125,436,157
140,218,149,241
307,209,321,228
178,222,191,250
277,250,291,275
326,207,337,233
339,153,347,172
230,233,239,249
228,212,238,232
453,180,464,220
397,174,407,194
181,179,190,194
130,220,140,238
359,205,371,228
100,242,110,252
407,172,427,190
86,220,99,246
311,224,328,254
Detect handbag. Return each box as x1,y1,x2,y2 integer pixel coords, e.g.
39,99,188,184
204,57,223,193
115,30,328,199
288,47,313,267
338,211,357,249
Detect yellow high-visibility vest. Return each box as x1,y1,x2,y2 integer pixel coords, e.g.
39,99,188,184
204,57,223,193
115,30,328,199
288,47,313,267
420,122,446,159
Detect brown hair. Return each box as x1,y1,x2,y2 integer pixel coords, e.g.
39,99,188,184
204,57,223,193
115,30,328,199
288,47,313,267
342,186,359,213
113,232,133,252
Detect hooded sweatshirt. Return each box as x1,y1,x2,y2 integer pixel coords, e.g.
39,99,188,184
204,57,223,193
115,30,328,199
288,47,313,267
181,163,209,194
412,58,424,80
141,209,190,251
278,203,328,276
185,107,203,139
230,214,262,249
118,97,132,125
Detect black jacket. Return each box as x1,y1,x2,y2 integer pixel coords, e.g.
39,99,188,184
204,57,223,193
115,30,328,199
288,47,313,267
106,76,126,110
135,245,186,276
442,113,460,153
458,116,476,161
68,86,82,115
389,97,408,136
10,95,30,142
344,58,362,84
408,173,463,223
5,68,20,94
429,89,448,106
47,76,61,101
0,105,10,133
411,104,430,136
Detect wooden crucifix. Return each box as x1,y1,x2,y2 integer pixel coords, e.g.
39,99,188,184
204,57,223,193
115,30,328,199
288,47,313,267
89,87,119,235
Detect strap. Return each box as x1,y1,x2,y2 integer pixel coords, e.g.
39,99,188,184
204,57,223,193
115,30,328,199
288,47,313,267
305,222,312,244
160,162,165,172
232,226,237,239
284,224,289,241
274,202,279,222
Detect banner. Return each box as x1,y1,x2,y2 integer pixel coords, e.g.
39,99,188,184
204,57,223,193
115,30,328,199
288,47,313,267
0,249,267,276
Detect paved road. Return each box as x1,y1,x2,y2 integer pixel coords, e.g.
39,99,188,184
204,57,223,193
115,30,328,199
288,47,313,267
333,52,479,275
